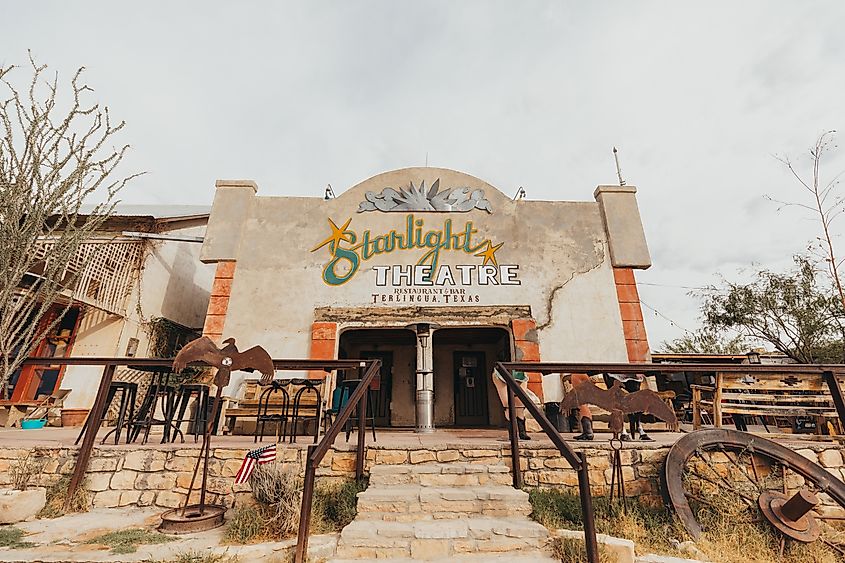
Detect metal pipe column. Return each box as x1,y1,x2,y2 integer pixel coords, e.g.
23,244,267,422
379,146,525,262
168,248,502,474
414,324,434,433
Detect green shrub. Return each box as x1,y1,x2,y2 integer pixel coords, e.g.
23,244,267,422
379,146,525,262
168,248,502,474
311,479,366,534
0,526,34,549
85,528,175,554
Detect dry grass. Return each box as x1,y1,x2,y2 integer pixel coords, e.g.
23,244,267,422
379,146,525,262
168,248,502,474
546,536,616,563
529,489,681,556
37,474,89,518
691,487,841,563
529,488,844,563
224,462,365,544
9,449,44,491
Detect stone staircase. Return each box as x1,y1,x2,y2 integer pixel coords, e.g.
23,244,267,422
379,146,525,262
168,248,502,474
329,462,556,562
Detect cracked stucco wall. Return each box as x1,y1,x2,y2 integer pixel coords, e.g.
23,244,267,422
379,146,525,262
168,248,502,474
202,168,639,394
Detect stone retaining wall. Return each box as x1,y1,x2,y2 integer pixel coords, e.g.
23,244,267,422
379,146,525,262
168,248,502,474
1,440,843,515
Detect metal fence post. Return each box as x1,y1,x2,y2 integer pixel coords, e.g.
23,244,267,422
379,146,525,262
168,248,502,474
577,451,600,563
506,384,522,489
66,364,115,509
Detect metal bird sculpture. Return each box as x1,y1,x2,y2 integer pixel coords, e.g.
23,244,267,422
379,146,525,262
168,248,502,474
161,336,275,531
561,378,676,438
173,336,275,387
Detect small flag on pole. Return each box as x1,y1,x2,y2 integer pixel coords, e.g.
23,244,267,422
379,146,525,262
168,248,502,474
234,444,277,484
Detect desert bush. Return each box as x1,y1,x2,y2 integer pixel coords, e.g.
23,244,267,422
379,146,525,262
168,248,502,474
224,461,365,544
9,449,44,491
37,474,89,518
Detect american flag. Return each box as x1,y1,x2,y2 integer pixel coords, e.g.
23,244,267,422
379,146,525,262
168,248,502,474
234,444,277,484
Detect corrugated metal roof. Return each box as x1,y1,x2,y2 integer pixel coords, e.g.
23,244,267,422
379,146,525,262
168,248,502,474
77,204,210,218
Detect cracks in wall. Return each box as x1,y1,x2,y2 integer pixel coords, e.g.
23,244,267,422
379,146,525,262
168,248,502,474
536,238,606,333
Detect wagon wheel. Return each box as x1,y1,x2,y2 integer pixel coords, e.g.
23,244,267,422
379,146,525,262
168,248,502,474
662,429,845,551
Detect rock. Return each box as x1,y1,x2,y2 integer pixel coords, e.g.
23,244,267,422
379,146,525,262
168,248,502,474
0,488,47,523
557,529,635,563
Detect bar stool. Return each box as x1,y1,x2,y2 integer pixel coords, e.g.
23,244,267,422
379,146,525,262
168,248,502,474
341,379,377,443
75,381,138,445
170,384,210,442
254,380,289,443
129,380,183,444
288,379,323,444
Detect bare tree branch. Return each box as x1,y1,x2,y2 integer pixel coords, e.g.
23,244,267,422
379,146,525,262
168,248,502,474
0,55,140,396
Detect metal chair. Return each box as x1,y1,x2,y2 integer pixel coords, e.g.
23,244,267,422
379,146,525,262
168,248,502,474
254,380,289,443
129,381,183,444
340,379,377,443
75,381,138,445
323,386,347,432
170,384,210,442
287,379,323,444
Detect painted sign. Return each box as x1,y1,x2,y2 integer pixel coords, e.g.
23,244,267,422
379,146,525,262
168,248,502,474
312,214,521,303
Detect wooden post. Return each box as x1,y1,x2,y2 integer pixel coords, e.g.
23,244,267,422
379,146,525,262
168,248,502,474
692,386,701,429
713,372,723,428
356,388,367,481
823,371,845,432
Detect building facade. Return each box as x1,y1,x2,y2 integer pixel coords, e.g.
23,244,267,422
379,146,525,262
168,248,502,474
200,168,652,430
10,206,215,410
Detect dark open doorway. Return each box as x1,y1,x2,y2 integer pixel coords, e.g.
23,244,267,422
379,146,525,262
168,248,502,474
338,328,416,427
432,327,511,428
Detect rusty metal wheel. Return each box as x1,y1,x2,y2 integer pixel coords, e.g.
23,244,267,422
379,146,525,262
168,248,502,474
661,429,845,548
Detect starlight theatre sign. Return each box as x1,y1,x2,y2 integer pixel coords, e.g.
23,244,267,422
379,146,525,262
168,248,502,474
311,180,521,304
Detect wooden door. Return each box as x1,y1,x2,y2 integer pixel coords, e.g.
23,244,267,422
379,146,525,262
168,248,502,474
454,351,489,426
361,351,393,427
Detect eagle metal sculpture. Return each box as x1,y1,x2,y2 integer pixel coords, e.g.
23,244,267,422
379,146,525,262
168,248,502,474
560,378,677,438
160,336,276,532
173,336,275,387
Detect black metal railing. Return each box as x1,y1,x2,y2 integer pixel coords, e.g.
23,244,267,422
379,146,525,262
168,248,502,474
13,357,845,562
293,359,381,563
495,362,600,562
15,356,379,518
494,361,845,563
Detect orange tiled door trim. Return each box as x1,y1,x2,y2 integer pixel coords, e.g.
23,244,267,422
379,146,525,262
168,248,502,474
511,318,543,400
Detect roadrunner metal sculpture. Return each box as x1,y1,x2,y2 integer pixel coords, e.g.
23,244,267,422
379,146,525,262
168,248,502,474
160,337,275,532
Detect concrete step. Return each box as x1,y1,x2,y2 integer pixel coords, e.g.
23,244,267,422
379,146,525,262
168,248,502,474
335,522,549,560
355,484,532,520
369,463,513,487
328,553,558,563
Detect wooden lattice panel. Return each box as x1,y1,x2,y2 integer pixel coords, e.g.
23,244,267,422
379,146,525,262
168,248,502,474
34,239,145,315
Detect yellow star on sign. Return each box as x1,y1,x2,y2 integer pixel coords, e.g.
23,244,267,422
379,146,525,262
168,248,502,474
312,217,354,253
474,240,504,267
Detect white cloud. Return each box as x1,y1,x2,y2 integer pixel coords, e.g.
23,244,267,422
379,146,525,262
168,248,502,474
2,0,844,347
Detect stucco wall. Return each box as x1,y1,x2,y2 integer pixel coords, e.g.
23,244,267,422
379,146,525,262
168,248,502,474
61,225,214,409
204,168,647,397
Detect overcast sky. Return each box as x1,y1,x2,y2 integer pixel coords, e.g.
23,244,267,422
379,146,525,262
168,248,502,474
3,1,845,349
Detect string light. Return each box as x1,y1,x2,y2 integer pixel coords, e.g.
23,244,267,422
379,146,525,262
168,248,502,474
639,300,694,335
638,282,709,291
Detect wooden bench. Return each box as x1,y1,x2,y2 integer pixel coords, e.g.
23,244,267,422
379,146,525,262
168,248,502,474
692,371,845,433
222,380,322,436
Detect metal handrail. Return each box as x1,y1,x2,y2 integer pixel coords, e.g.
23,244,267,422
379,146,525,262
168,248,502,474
3,356,381,521
293,359,381,563
495,362,600,563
